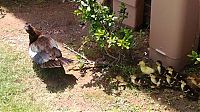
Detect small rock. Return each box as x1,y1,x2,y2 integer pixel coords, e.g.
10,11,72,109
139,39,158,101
180,95,184,99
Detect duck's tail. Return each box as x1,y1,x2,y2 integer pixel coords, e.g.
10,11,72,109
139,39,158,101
40,57,73,68
58,57,74,65
40,60,62,68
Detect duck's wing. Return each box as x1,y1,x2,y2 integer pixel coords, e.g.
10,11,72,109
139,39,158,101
29,36,58,64
33,36,58,51
29,43,50,64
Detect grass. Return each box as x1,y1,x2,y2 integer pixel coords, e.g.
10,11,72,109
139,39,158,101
0,42,48,111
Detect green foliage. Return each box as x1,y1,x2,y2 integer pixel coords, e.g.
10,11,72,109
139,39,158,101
118,2,128,24
74,0,135,50
188,51,200,64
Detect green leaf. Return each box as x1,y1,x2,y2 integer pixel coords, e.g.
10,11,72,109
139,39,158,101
196,58,200,62
76,55,82,60
81,1,88,7
79,62,85,69
194,61,199,64
187,54,193,58
192,51,198,56
74,10,82,15
86,6,91,11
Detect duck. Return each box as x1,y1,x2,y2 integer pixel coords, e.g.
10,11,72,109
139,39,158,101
130,75,140,85
165,73,178,87
180,80,199,101
130,74,151,87
138,61,155,75
24,23,73,68
155,60,166,76
166,66,176,76
166,66,184,80
149,74,162,88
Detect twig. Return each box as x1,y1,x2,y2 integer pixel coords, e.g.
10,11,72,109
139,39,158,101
104,48,118,60
63,43,95,65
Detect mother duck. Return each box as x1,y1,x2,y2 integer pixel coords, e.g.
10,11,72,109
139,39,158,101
24,23,73,68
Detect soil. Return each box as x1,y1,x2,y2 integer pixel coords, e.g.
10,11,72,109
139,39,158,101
0,0,199,111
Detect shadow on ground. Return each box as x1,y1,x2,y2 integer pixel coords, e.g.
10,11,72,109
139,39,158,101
82,68,200,111
0,0,88,50
33,63,77,93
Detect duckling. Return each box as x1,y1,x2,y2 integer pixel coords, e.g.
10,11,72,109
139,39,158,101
166,66,184,80
138,61,155,75
155,60,166,76
130,75,140,85
166,66,176,76
130,74,151,87
114,75,127,90
149,74,162,87
180,80,199,101
165,73,177,87
174,73,185,81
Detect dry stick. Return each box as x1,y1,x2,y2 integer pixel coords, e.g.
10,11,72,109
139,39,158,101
63,43,95,65
104,48,118,60
63,44,96,80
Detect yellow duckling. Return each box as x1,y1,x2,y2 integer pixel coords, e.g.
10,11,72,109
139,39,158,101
138,61,155,75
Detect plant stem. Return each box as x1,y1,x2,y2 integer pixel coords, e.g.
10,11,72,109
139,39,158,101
104,48,118,60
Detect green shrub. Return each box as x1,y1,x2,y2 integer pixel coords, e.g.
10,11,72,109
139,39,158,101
74,0,135,51
188,51,200,64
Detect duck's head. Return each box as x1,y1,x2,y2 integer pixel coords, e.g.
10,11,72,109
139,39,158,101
138,61,145,66
167,66,174,72
24,23,34,34
24,23,41,44
180,80,186,85
131,75,137,80
156,60,162,66
149,74,156,78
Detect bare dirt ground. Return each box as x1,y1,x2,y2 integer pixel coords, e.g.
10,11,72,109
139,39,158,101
0,1,199,111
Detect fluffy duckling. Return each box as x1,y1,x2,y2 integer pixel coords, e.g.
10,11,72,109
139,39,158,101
180,80,199,101
115,75,127,86
156,60,166,76
165,73,177,87
131,75,140,85
149,74,162,87
166,66,176,76
138,61,155,75
166,66,184,80
130,74,151,87
174,73,185,81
